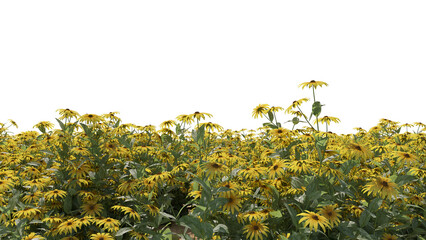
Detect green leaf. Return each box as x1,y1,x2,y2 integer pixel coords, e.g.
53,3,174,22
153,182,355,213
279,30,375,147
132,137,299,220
63,194,73,214
270,210,282,218
267,110,274,122
394,174,417,186
367,198,382,213
359,209,371,228
310,101,322,120
284,203,299,228
115,227,134,237
56,118,66,131
292,117,300,125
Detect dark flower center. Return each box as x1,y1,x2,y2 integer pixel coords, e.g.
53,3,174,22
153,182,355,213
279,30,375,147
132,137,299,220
312,215,319,220
273,165,279,170
253,225,259,231
381,181,389,187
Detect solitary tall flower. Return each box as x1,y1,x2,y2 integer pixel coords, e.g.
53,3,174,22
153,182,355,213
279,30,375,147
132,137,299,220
285,98,309,114
298,80,328,89
252,104,270,119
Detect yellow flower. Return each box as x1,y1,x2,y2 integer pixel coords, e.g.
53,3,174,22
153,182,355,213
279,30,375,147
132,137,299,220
363,176,398,200
130,231,149,240
159,120,176,129
90,233,114,240
44,189,67,201
394,151,418,164
0,178,15,192
22,191,43,204
111,205,141,220
204,161,227,177
96,217,120,232
190,111,213,121
70,147,90,156
33,121,55,131
220,191,242,214
176,114,194,125
382,233,398,240
188,190,202,200
285,98,310,114
268,160,286,178
315,116,340,125
13,207,41,220
298,80,328,89
252,104,270,119
298,210,330,232
22,232,45,240
318,205,341,228
57,218,81,235
199,122,224,132
145,204,160,216
56,108,80,120
81,201,104,217
61,237,79,240
79,114,104,124
243,220,269,240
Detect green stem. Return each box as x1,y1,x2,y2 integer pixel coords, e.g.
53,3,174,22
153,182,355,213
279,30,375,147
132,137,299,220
297,106,316,131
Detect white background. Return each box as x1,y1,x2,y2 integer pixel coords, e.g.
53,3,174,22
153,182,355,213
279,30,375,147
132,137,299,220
1,1,425,134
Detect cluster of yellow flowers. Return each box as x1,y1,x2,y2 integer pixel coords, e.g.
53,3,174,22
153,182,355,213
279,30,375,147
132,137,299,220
0,81,424,240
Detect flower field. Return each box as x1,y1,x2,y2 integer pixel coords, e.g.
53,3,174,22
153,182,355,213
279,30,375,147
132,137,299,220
0,81,425,240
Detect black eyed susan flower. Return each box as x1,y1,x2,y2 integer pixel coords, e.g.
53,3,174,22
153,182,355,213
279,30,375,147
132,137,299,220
340,141,373,161
176,114,194,125
285,98,310,114
240,211,264,223
159,119,176,129
79,113,104,124
22,191,43,204
243,220,269,240
188,190,202,200
70,147,90,156
145,204,160,216
57,108,80,120
77,216,94,227
96,217,120,232
363,176,398,200
0,178,15,192
205,161,227,177
90,233,114,240
394,151,418,164
117,179,139,195
298,80,328,90
13,207,41,220
382,233,398,240
298,210,330,232
268,160,286,178
57,218,81,235
130,231,149,240
318,205,341,228
33,121,55,131
220,191,242,214
22,232,45,240
199,122,224,132
81,201,104,217
190,111,213,121
252,104,270,119
61,237,79,240
44,189,67,201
